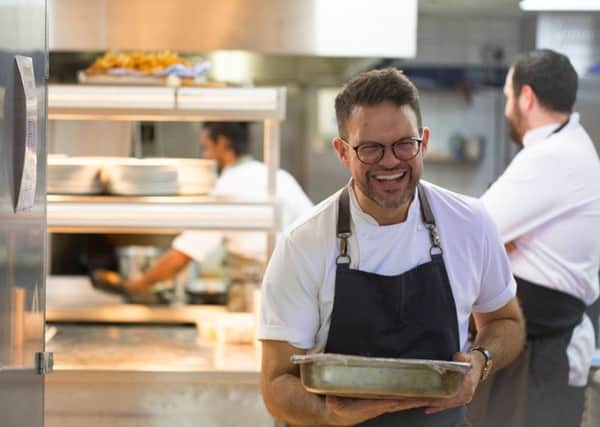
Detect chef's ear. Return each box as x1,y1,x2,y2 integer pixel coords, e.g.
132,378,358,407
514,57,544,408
420,127,430,157
518,84,535,112
332,137,351,167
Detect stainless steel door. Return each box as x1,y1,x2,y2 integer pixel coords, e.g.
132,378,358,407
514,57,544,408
0,0,47,426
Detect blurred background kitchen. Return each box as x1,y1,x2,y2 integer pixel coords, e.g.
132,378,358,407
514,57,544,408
2,0,600,426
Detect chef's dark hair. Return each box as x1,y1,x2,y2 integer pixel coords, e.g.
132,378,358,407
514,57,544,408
203,122,250,156
334,68,422,139
512,49,578,114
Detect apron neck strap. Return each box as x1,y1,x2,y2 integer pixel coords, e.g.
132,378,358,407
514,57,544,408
418,183,435,225
418,183,443,256
337,186,352,237
336,183,443,263
336,187,352,264
548,118,569,138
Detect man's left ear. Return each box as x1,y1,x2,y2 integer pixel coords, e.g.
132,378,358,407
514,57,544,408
420,127,430,156
519,85,536,112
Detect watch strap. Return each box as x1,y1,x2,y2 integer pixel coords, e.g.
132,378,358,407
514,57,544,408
469,345,492,382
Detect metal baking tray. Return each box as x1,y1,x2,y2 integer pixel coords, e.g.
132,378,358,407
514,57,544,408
291,353,471,399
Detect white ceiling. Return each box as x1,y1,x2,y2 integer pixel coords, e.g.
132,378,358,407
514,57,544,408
419,0,522,16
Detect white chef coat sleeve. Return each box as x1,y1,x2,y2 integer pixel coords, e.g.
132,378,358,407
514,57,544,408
257,232,320,349
472,205,517,313
481,150,562,243
172,230,224,263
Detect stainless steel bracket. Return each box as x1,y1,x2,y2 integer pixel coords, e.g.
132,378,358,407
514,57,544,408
35,352,54,375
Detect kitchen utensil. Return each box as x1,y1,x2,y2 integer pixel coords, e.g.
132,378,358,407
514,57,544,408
116,246,162,279
89,268,175,305
89,269,127,295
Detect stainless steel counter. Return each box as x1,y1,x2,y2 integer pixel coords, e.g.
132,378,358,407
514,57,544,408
45,324,270,427
47,324,260,375
46,275,228,324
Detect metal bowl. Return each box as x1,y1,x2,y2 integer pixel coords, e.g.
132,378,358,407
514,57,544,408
116,246,163,279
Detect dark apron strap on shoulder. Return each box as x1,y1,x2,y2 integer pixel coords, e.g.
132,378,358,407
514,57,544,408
418,183,443,255
337,187,351,236
418,183,435,225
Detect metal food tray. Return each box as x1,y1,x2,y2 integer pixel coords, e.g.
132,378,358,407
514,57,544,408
291,353,471,399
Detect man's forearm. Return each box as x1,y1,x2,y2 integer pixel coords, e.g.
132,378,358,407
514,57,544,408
263,373,333,427
127,250,191,292
474,316,525,371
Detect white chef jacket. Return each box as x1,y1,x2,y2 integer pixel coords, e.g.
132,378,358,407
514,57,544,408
173,157,314,264
481,113,600,386
258,180,516,355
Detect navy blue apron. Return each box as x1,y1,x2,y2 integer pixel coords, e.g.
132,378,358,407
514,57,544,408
323,184,470,427
468,277,586,427
469,119,588,427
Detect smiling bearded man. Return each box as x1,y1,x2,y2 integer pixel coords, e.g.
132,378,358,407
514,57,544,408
258,68,525,427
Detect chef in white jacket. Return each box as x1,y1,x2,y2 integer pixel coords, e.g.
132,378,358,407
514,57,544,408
470,49,600,427
124,122,314,295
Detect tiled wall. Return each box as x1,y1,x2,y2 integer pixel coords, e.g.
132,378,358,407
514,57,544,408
415,14,524,65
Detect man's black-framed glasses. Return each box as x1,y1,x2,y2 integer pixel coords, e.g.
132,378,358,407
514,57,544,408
342,137,423,165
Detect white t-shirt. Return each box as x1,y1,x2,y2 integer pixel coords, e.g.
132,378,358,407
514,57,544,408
481,113,600,386
258,180,516,354
173,157,314,263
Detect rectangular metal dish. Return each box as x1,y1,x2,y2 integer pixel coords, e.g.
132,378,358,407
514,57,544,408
291,353,471,399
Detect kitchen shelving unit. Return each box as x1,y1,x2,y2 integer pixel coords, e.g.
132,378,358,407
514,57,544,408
47,84,287,252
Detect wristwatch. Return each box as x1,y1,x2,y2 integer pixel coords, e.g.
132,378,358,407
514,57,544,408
469,345,493,382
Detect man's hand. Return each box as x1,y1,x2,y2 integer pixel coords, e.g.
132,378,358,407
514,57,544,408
325,395,428,426
423,351,483,415
123,275,148,294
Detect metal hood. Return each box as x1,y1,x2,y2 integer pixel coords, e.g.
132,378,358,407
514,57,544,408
49,0,417,58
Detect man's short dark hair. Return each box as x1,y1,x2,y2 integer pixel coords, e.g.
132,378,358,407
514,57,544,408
512,49,578,114
334,68,422,139
203,122,250,156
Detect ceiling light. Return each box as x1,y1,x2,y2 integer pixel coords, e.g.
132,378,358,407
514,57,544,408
520,0,600,11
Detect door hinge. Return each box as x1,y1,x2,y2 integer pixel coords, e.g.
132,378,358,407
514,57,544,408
35,352,54,375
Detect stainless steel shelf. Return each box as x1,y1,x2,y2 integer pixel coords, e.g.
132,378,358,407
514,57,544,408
48,85,286,122
47,195,276,234
47,85,284,254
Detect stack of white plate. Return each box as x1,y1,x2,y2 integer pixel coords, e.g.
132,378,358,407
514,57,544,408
152,158,217,195
47,158,103,194
105,160,179,196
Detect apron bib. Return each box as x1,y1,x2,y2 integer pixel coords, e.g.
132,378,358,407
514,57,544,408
323,184,469,427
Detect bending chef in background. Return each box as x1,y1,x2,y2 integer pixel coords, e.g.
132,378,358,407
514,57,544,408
123,122,314,296
470,49,600,427
259,68,525,427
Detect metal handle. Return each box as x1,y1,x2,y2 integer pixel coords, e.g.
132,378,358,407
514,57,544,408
13,55,38,212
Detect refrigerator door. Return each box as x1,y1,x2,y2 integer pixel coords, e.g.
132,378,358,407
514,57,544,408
0,0,47,426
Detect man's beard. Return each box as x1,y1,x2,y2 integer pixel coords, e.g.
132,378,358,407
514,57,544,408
507,110,524,145
355,169,418,209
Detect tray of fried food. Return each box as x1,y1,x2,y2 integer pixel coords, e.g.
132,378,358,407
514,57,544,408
86,51,190,75
79,51,220,86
